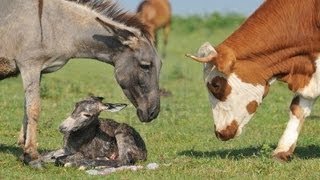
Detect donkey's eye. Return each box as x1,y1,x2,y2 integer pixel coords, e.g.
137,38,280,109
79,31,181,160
140,61,151,70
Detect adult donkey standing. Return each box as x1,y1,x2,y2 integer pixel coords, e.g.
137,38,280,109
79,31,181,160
0,0,161,166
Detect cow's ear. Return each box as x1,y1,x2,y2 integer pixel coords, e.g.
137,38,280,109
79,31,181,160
214,45,236,75
186,42,235,75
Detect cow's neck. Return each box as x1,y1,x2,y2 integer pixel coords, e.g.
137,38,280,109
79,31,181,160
219,0,320,91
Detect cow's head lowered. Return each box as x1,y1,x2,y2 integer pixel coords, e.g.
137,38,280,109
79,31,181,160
186,42,268,141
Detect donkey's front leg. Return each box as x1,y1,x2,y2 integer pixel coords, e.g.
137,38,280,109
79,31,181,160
273,95,314,161
18,67,42,165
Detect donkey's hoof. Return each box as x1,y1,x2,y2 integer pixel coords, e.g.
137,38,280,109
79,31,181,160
19,152,44,169
29,159,44,169
272,151,292,162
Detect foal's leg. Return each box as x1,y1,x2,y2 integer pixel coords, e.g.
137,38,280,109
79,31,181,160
115,124,146,165
18,67,42,164
56,153,118,168
273,95,314,161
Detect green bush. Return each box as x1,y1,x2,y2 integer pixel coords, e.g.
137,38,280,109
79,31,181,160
172,12,245,34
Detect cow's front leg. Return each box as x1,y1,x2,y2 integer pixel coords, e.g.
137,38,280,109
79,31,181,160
273,95,314,161
18,67,42,165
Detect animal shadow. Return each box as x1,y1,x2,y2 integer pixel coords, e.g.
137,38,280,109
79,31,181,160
178,145,320,160
0,143,60,161
178,147,260,160
0,143,22,157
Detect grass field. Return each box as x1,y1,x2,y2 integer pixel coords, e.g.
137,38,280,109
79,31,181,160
1,14,320,179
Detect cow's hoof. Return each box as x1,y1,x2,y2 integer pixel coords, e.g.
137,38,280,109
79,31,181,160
272,151,292,162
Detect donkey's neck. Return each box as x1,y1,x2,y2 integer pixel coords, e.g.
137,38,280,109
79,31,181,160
43,0,142,65
219,0,320,87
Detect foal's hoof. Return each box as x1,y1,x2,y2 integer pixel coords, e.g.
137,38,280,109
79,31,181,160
272,151,292,162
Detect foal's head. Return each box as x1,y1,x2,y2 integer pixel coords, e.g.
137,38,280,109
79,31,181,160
59,96,127,133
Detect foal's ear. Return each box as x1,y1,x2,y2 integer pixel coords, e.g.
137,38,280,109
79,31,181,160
89,96,104,102
100,103,127,112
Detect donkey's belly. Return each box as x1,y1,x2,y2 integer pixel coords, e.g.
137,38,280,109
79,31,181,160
0,57,19,80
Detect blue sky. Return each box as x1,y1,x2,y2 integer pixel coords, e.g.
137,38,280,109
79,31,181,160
116,0,264,16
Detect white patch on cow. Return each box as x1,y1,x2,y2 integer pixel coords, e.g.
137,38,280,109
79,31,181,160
204,64,265,136
274,96,314,154
297,59,320,98
274,112,300,154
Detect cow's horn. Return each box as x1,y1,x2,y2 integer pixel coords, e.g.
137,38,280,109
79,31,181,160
185,53,216,63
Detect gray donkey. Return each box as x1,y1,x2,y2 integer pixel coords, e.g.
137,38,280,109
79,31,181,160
0,0,160,165
43,96,147,168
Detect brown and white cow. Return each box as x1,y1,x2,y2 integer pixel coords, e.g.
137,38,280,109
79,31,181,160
186,0,320,161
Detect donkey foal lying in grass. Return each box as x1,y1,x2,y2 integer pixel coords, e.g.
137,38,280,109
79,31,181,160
43,96,147,169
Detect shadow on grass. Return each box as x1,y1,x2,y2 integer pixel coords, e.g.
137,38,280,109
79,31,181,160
295,145,320,159
178,145,320,160
0,143,56,158
178,146,260,160
308,115,320,121
0,143,22,158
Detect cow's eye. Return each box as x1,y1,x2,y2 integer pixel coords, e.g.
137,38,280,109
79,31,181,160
211,81,220,89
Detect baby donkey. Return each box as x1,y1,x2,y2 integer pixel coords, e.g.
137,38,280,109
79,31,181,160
43,96,147,168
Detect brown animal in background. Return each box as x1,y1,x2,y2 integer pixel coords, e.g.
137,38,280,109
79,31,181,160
137,0,171,58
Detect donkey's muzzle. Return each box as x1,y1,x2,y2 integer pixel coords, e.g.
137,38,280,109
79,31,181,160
137,105,160,122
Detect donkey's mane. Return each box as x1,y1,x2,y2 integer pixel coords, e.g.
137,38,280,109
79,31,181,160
67,0,151,40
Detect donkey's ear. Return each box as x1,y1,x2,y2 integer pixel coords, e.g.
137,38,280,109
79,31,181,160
100,103,127,112
95,17,138,49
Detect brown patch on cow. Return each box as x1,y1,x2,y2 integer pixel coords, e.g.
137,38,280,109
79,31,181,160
215,120,238,141
207,76,232,101
290,96,303,119
273,144,296,162
280,56,316,92
213,45,236,75
246,100,258,115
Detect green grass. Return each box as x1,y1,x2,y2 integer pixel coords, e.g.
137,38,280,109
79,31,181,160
1,13,320,179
